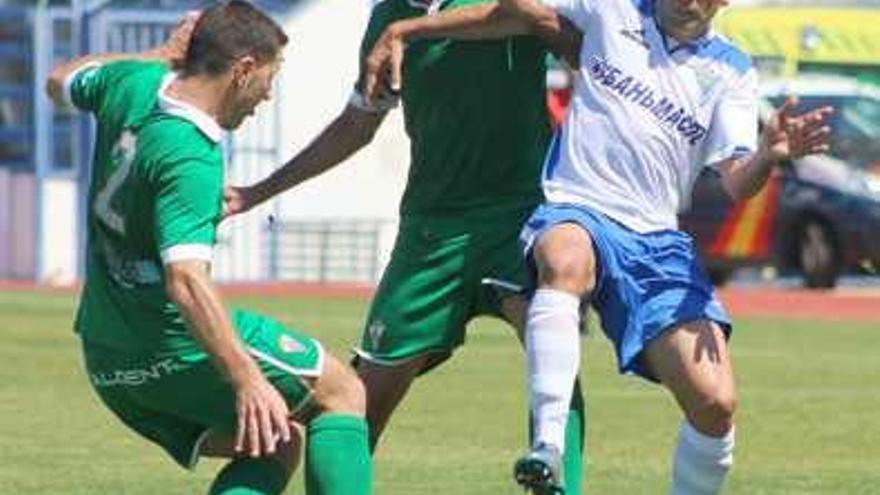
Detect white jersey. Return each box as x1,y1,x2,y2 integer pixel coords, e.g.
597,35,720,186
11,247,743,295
541,0,758,232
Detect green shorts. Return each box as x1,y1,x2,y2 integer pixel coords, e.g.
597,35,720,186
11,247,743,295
82,309,323,469
355,203,535,372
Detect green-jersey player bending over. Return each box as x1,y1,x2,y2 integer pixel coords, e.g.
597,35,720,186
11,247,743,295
47,3,371,494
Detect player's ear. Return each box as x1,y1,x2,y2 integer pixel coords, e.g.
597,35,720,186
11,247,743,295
232,55,257,88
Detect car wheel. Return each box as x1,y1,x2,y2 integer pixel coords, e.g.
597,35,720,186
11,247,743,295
707,267,733,286
797,219,839,289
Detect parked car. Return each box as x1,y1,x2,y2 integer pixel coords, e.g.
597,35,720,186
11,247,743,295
678,76,880,288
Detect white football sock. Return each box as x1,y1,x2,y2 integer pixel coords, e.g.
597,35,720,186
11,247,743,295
527,288,581,454
670,420,735,495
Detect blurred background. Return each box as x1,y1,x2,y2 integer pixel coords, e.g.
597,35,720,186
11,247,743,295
2,3,878,493
1,0,878,290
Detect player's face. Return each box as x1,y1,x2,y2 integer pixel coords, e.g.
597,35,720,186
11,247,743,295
220,55,283,130
657,0,729,34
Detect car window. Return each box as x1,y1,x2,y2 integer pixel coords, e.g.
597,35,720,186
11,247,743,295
767,94,880,173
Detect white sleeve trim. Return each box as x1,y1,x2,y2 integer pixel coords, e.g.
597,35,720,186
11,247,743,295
705,145,754,169
161,244,214,264
348,89,399,113
62,61,103,109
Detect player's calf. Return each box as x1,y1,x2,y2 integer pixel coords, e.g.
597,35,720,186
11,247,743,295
303,354,373,494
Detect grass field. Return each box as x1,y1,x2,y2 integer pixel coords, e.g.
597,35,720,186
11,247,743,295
1,289,878,494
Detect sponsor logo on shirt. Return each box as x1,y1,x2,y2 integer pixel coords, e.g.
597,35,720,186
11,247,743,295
619,28,650,49
693,66,722,103
587,55,708,145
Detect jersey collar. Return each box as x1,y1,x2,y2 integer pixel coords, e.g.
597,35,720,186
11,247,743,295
662,26,715,56
157,72,224,143
649,3,716,57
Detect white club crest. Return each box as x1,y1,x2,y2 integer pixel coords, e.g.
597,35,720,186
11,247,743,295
368,320,386,350
279,334,306,354
407,0,448,15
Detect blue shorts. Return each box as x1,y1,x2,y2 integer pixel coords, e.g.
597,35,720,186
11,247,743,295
520,202,732,381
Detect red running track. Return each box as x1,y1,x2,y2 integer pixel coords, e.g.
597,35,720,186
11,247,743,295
1,281,877,323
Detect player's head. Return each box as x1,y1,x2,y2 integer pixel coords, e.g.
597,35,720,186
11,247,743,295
181,0,288,130
656,0,729,36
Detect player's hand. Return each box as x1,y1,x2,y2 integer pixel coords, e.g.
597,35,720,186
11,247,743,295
223,186,257,219
363,24,405,105
233,374,292,458
760,96,833,163
157,10,200,67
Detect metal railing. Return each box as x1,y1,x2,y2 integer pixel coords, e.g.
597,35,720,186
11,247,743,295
265,219,392,283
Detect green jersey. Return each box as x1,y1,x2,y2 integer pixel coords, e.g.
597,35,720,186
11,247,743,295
71,60,225,353
357,0,551,217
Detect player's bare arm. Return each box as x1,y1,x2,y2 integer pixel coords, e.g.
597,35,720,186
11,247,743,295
718,97,833,201
364,1,580,102
498,0,581,61
45,12,198,106
164,259,292,457
223,104,386,218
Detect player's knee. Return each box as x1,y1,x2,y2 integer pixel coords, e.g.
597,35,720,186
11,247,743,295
312,356,366,416
537,253,596,295
533,227,597,295
689,390,737,437
534,241,596,293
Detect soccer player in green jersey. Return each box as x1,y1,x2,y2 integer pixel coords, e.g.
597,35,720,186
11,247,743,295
224,1,585,492
46,3,371,494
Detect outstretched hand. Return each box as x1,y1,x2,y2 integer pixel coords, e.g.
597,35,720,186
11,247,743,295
760,96,833,163
223,186,257,219
363,25,405,106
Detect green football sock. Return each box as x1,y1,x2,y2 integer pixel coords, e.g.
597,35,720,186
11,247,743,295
563,379,586,495
305,413,372,495
208,457,289,495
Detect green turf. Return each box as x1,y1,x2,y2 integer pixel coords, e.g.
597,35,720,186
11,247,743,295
1,290,878,494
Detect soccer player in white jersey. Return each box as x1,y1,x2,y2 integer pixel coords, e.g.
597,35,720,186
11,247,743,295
362,0,832,493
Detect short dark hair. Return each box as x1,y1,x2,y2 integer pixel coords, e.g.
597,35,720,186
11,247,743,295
182,0,288,77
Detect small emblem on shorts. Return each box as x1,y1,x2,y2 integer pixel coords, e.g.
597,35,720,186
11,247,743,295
407,0,448,15
367,320,386,350
279,334,306,354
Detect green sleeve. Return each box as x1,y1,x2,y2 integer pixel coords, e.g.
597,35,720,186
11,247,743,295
67,63,109,112
68,60,167,113
153,156,223,263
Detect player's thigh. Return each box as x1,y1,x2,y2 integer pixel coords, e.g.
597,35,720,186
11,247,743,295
642,319,737,431
355,354,431,440
532,222,597,293
520,204,599,294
